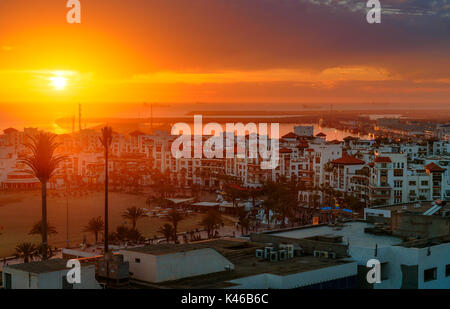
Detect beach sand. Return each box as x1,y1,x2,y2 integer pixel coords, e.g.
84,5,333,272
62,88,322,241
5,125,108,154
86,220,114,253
0,190,222,257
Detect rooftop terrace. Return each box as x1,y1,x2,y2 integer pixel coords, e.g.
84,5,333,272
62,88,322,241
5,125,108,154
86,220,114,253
273,222,402,248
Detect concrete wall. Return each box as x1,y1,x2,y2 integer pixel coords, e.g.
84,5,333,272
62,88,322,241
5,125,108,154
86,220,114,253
347,242,450,289
121,248,234,283
2,265,101,289
250,233,349,257
120,250,158,283
227,262,357,289
391,213,450,239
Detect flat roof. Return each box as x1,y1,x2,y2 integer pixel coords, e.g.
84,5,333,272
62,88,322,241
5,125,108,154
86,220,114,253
273,222,402,248
5,258,73,274
123,238,354,289
121,238,257,256
158,248,353,289
372,202,434,213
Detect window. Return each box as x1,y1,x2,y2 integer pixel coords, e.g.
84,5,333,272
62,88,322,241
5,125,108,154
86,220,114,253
421,181,429,186
5,273,11,289
135,258,141,263
424,267,437,282
446,265,450,277
394,169,403,177
409,181,416,186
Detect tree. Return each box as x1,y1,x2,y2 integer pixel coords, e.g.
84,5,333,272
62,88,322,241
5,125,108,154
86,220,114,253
128,228,145,243
238,209,251,235
15,242,38,263
122,207,148,229
113,225,130,242
224,184,247,208
190,184,201,201
200,210,223,238
29,220,58,237
166,209,184,242
83,216,105,244
247,188,262,208
20,132,66,260
158,223,175,242
99,126,113,254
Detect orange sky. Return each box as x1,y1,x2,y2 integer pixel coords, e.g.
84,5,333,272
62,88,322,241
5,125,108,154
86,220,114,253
0,0,449,121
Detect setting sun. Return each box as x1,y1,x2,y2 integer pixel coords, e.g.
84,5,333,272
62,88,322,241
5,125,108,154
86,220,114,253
50,76,67,90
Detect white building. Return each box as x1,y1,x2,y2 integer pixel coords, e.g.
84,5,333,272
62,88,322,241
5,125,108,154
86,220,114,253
272,221,450,289
2,259,101,289
120,244,234,283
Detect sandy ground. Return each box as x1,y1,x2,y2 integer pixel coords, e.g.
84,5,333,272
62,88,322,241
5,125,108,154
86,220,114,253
0,190,231,258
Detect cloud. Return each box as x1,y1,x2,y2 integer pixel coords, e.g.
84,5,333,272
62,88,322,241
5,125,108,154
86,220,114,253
128,66,395,85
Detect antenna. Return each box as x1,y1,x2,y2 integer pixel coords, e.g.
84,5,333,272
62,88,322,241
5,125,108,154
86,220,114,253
78,103,82,132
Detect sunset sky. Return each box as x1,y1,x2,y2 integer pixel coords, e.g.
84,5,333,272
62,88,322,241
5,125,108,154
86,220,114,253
0,0,449,122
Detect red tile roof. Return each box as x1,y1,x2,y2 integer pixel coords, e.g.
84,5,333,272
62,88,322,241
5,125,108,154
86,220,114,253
331,153,365,165
316,132,327,137
343,136,358,141
297,142,309,149
279,147,293,154
227,183,248,191
374,156,392,163
425,162,446,173
282,132,297,139
3,128,18,134
129,130,146,136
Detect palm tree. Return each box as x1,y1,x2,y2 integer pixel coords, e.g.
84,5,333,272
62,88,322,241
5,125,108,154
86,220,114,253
29,220,58,236
200,210,223,238
128,228,145,243
238,209,251,235
99,126,113,254
158,223,175,242
83,216,105,244
166,209,183,242
15,242,38,263
114,225,131,242
122,207,148,229
20,132,66,260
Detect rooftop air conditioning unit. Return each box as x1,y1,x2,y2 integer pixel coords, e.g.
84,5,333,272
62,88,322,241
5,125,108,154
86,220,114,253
278,249,287,261
255,249,264,259
269,251,278,262
414,203,421,209
402,206,408,210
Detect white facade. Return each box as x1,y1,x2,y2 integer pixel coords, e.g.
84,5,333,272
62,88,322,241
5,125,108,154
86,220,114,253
2,262,101,289
227,262,357,289
120,248,234,283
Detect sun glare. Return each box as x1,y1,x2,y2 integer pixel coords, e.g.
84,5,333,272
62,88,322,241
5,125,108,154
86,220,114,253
50,76,67,90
